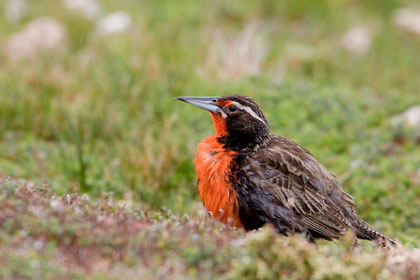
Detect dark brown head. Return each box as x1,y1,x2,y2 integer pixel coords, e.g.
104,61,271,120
176,95,271,152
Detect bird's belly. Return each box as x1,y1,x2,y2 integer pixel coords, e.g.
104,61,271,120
193,137,242,228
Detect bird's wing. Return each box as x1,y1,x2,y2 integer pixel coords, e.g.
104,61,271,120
238,136,353,239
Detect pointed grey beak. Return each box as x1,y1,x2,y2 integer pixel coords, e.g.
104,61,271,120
175,96,221,114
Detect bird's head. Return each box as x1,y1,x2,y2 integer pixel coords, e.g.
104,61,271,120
176,95,271,151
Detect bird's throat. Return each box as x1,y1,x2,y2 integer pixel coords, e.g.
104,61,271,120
210,113,228,136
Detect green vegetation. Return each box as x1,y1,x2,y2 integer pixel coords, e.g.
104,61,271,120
0,0,419,278
1,179,419,279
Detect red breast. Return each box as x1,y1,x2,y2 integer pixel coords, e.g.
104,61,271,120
193,113,242,228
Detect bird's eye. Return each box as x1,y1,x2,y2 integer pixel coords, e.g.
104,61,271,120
228,105,237,112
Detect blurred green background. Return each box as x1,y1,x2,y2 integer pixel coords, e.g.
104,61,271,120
0,0,419,244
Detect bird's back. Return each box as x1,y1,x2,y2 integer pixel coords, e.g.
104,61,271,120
233,135,395,245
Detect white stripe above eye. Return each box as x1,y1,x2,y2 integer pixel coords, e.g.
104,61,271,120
231,101,267,125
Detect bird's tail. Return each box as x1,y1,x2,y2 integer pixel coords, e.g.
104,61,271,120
354,220,397,247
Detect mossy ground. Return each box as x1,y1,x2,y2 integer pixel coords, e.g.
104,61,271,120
1,178,419,279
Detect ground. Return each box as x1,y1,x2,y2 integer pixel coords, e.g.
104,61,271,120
1,178,419,279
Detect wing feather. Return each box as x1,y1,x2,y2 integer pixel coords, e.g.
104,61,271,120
239,135,353,240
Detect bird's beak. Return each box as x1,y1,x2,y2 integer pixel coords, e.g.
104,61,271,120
175,96,221,114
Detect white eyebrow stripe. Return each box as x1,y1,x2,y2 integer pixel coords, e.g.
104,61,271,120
231,101,267,125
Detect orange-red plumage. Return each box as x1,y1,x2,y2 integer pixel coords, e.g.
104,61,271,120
193,112,241,228
210,113,228,136
217,100,232,107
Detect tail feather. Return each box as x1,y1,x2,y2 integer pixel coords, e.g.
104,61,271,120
354,220,397,247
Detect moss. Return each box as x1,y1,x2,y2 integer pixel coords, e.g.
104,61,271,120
0,179,419,279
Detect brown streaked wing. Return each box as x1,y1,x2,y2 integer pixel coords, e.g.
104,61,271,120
240,135,354,240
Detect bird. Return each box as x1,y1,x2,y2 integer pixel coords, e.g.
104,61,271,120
176,94,396,246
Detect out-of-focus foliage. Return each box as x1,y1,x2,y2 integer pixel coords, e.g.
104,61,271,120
0,179,419,279
0,0,419,259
